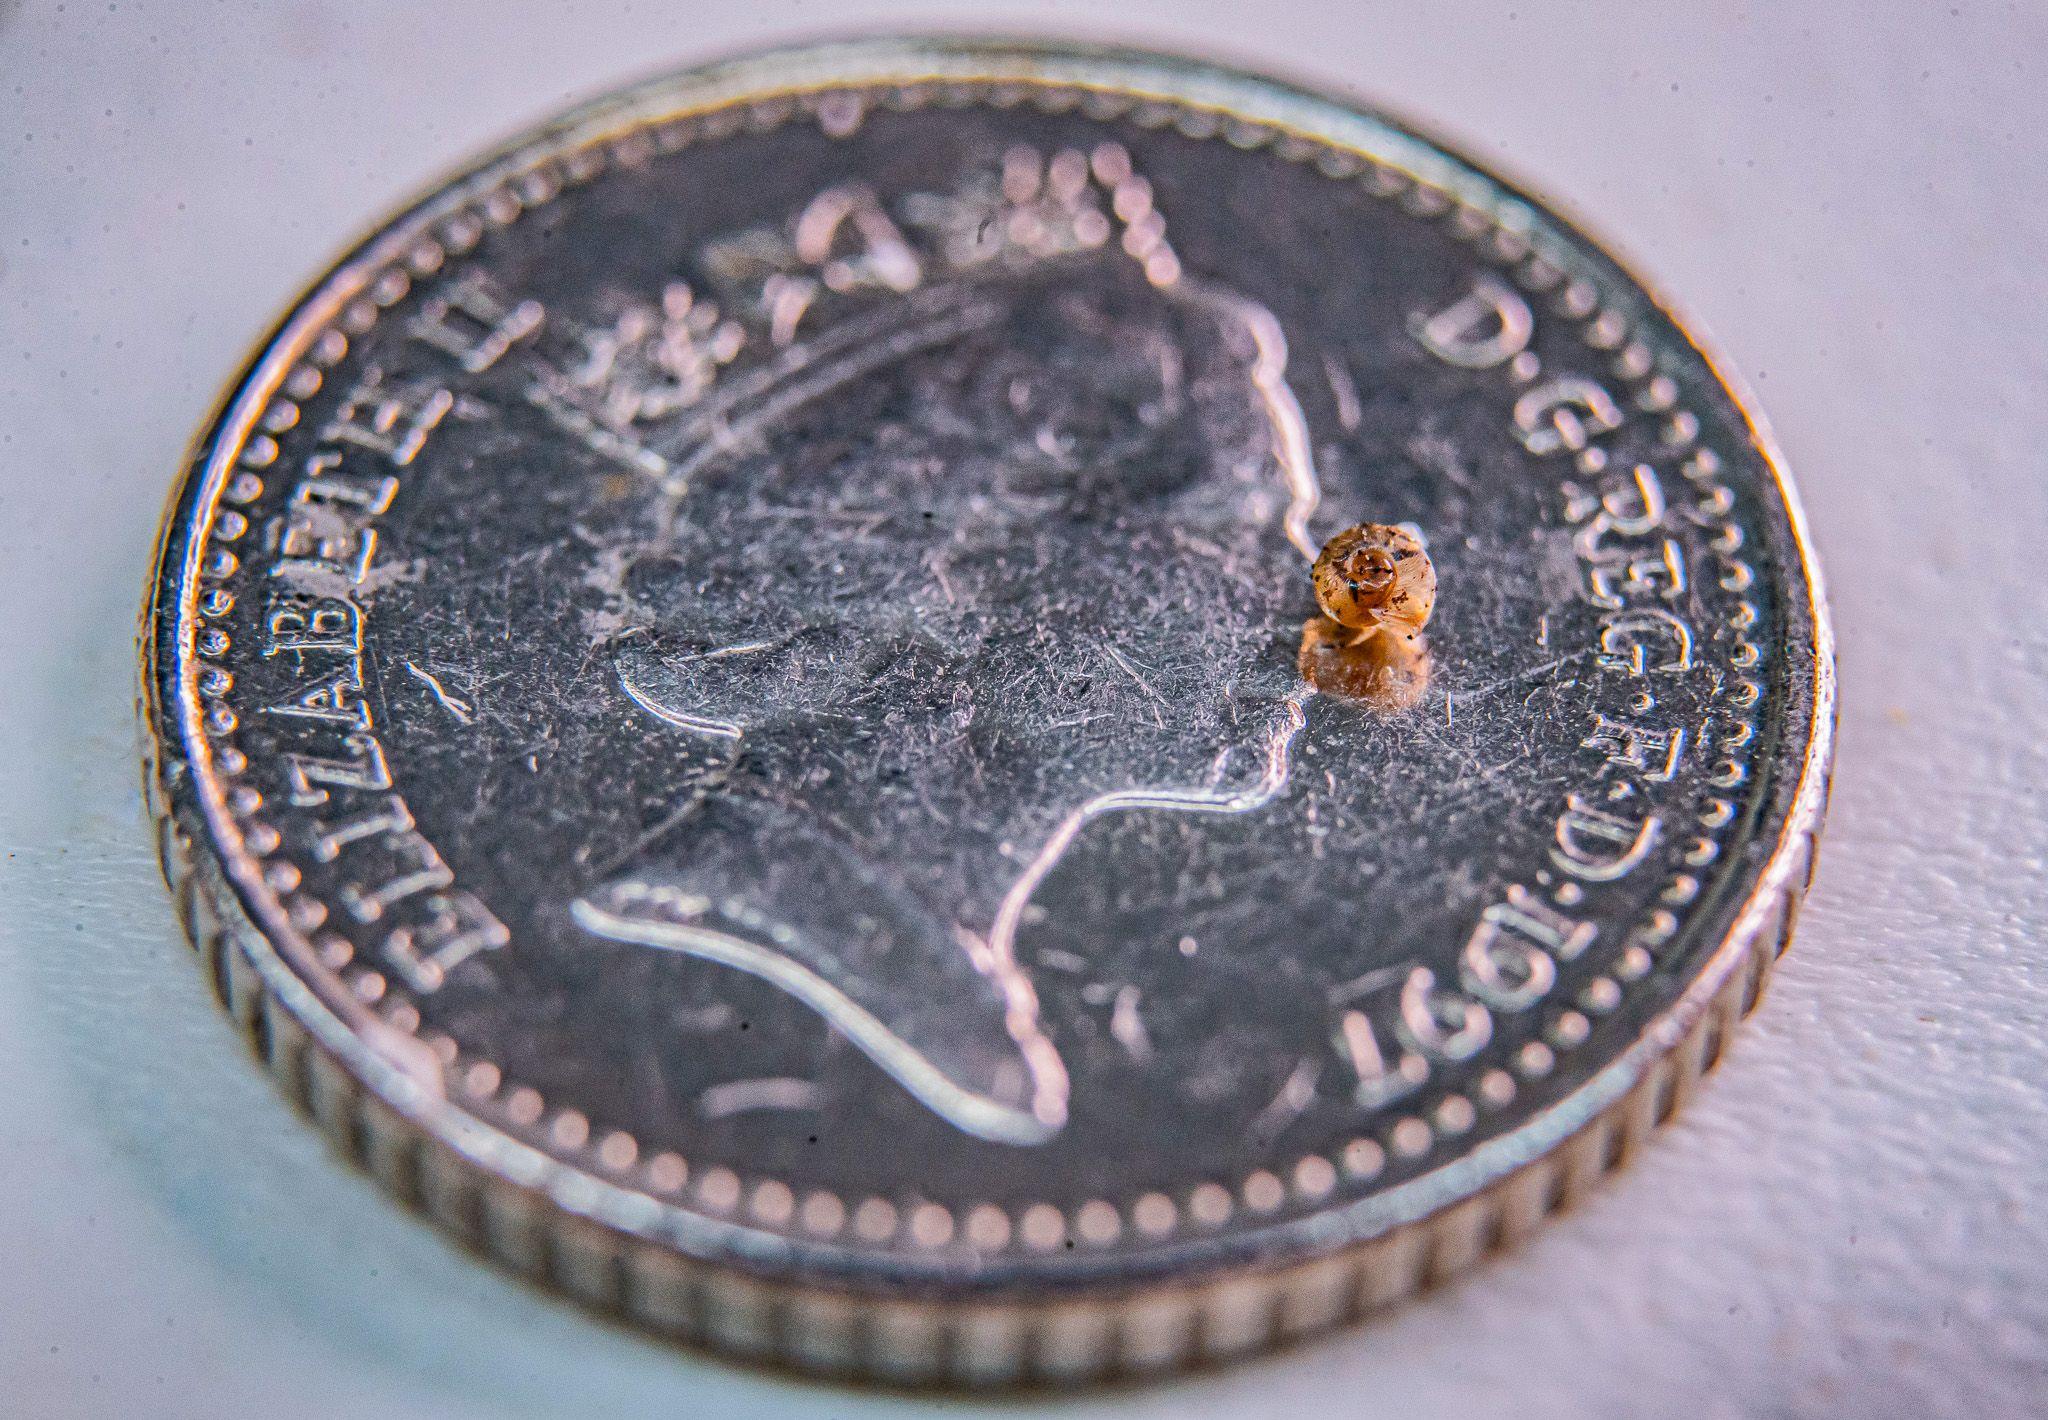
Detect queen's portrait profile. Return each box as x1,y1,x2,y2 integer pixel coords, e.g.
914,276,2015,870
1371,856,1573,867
554,143,1335,1144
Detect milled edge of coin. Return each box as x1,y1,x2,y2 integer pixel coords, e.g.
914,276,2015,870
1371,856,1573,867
138,35,1836,1384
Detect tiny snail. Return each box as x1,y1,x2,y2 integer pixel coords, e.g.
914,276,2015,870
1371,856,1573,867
1310,522,1436,647
1300,522,1436,708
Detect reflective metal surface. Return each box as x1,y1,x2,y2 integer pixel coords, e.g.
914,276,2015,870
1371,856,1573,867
142,36,1832,1382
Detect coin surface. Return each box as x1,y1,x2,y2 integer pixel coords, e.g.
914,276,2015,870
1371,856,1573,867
142,37,1833,1383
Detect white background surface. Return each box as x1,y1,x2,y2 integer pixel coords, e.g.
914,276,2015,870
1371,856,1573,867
3,3,2044,1416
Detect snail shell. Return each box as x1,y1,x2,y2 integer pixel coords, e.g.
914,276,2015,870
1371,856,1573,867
1310,522,1436,646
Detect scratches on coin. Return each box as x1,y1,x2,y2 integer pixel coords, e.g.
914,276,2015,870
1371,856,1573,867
698,1076,828,1119
1322,350,1363,433
1109,984,1153,1063
1249,1057,1321,1142
403,660,475,724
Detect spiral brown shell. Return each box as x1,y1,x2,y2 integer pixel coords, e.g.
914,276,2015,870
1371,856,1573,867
1310,522,1436,645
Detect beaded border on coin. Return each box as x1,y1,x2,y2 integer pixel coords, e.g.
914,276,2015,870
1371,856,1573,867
140,36,1834,1385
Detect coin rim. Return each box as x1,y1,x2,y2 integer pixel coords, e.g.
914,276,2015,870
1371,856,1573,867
139,33,1835,1381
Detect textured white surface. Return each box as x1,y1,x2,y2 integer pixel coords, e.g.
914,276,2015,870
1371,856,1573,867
2,3,2044,1416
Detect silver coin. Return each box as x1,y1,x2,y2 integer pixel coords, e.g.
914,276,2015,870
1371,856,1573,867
142,37,1834,1384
